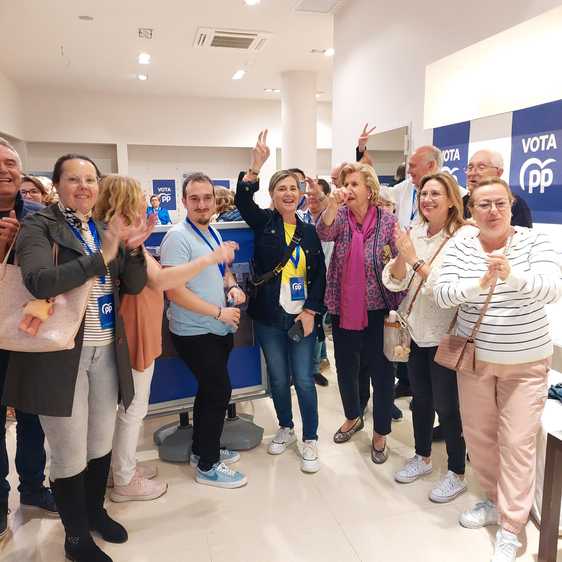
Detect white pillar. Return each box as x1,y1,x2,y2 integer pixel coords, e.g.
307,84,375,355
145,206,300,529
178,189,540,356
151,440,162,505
281,71,317,175
115,143,128,175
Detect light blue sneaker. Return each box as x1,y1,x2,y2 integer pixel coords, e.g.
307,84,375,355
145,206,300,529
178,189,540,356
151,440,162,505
195,462,248,489
190,448,240,466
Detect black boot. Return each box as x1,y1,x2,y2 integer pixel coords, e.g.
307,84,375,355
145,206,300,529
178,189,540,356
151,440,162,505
85,453,127,544
50,473,112,562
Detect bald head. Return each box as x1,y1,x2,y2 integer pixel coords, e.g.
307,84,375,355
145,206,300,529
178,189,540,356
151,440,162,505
408,145,442,187
330,162,347,188
466,149,504,191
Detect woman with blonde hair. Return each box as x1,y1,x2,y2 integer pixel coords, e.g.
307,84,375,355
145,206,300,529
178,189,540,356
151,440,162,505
383,172,471,503
317,161,401,463
434,177,561,562
95,175,238,502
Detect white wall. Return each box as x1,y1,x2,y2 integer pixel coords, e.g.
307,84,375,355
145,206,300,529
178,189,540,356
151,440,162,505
20,89,332,149
0,70,23,139
332,0,562,164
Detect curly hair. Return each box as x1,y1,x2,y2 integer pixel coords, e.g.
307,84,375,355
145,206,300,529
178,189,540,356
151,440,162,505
94,174,146,225
338,162,381,205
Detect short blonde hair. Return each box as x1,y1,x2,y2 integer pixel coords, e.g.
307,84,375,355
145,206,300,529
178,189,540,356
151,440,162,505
339,162,381,205
468,177,515,208
268,170,300,196
95,175,146,225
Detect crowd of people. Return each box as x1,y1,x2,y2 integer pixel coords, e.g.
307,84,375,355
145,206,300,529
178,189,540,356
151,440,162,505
0,124,559,562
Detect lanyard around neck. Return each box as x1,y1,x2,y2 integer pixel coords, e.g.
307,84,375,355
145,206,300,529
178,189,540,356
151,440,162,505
185,217,225,276
69,219,107,284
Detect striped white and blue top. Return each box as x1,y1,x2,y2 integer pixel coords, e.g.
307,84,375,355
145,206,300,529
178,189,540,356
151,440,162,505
434,227,562,364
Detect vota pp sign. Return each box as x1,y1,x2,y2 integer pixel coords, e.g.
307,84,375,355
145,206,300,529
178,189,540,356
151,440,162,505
153,179,177,211
510,100,562,223
432,121,471,188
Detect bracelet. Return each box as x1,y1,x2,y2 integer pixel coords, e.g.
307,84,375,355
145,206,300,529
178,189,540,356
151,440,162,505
215,306,222,320
128,247,142,257
227,284,240,291
412,259,425,272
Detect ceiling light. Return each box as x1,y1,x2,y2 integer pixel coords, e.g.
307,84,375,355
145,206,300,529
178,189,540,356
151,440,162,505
137,74,148,81
264,88,280,93
324,48,335,57
232,69,246,80
138,52,151,65
78,15,94,21
244,0,261,5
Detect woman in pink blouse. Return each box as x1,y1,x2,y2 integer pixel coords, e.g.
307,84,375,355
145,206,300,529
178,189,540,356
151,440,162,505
317,162,401,463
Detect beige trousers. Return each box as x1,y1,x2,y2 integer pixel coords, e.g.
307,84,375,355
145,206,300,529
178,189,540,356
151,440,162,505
457,358,550,534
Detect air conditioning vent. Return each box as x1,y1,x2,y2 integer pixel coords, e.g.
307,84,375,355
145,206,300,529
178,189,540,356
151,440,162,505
194,27,271,51
295,0,341,14
138,28,153,39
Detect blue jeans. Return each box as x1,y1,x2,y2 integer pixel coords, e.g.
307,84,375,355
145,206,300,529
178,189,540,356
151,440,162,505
0,350,47,501
312,339,327,374
255,320,319,441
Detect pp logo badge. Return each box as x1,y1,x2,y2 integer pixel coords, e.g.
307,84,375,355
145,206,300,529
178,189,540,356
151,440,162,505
519,157,556,194
291,280,303,292
442,165,459,182
101,302,113,315
160,194,172,203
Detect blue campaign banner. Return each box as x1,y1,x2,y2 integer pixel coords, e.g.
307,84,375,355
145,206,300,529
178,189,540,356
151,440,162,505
213,179,231,189
432,121,471,187
509,99,562,224
153,179,177,211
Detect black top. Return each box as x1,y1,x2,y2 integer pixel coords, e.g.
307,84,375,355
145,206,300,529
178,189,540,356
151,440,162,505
463,193,533,228
234,171,326,330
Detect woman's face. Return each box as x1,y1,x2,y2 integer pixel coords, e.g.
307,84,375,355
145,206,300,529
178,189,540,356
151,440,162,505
271,176,300,216
470,183,512,238
343,171,370,210
56,159,99,215
20,180,44,203
419,179,451,225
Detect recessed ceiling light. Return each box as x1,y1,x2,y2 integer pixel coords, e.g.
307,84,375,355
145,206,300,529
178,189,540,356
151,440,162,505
264,88,280,93
138,52,151,65
324,48,335,57
78,15,94,21
137,74,148,81
244,0,261,5
232,69,246,80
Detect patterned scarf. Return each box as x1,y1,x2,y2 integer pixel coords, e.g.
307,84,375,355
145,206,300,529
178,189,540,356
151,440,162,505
58,201,91,231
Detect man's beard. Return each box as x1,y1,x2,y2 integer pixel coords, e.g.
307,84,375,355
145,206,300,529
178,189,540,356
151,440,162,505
193,215,211,226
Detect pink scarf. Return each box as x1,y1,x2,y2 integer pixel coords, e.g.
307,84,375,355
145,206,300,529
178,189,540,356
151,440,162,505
340,206,377,330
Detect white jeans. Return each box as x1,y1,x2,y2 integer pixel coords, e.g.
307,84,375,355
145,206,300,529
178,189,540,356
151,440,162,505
111,363,155,486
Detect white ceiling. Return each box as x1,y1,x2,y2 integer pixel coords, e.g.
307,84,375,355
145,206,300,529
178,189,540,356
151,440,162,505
0,0,335,100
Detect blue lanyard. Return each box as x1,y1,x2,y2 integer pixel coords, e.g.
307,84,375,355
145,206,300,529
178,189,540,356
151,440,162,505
185,218,225,277
69,219,106,284
289,245,301,269
410,189,418,222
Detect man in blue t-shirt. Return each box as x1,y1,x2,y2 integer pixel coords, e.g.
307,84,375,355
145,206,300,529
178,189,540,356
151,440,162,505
160,172,247,489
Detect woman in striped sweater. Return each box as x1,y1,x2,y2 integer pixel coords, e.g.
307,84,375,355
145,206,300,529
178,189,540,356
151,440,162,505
434,178,561,562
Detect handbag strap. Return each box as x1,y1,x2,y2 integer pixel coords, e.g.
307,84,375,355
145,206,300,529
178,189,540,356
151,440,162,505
1,238,17,266
447,232,514,338
251,220,302,287
405,234,450,316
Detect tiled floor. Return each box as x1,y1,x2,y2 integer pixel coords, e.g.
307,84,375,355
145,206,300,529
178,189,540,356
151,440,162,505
1,350,561,561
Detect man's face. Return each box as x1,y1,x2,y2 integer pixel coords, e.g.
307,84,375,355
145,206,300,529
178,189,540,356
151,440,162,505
150,196,160,209
183,180,216,226
466,151,503,192
407,150,434,187
0,145,22,204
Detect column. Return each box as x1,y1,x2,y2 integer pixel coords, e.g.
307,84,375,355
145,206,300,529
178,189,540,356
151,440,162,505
281,71,317,175
115,143,128,175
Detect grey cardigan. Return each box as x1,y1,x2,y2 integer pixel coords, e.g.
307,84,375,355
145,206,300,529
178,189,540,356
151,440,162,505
2,204,147,417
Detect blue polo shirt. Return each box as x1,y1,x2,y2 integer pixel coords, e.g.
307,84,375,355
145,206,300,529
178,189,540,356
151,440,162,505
159,220,230,337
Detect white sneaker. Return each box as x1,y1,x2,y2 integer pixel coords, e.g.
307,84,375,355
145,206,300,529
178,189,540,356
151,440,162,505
301,440,320,473
429,471,467,503
268,427,297,455
459,500,498,529
394,455,432,483
491,528,521,562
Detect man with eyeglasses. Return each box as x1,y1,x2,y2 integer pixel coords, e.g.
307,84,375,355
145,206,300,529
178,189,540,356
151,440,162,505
464,150,532,227
0,138,57,538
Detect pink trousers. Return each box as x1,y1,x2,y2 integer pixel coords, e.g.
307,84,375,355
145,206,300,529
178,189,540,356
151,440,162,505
457,358,550,534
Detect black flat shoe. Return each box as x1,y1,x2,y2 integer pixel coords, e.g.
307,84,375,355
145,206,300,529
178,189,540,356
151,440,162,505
333,417,364,443
314,373,329,387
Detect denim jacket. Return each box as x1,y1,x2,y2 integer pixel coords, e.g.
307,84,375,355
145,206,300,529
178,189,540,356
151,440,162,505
235,172,326,329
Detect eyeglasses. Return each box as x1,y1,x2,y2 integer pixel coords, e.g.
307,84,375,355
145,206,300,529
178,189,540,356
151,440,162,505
62,175,99,187
21,188,42,196
419,191,445,200
464,163,499,173
472,199,510,212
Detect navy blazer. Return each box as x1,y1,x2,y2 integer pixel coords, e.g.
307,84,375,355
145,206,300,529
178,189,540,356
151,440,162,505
235,172,326,329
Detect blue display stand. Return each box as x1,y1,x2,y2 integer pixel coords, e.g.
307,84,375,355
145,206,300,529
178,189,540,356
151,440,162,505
145,221,268,461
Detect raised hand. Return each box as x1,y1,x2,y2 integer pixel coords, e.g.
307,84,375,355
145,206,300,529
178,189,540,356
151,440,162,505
394,224,417,265
211,241,238,265
358,123,377,152
487,253,511,281
0,210,20,255
250,129,271,173
101,216,123,263
124,213,157,249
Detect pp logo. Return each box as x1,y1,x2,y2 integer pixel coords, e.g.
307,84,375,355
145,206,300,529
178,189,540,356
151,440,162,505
442,166,459,182
291,281,303,292
160,194,172,203
519,158,556,194
101,303,113,315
